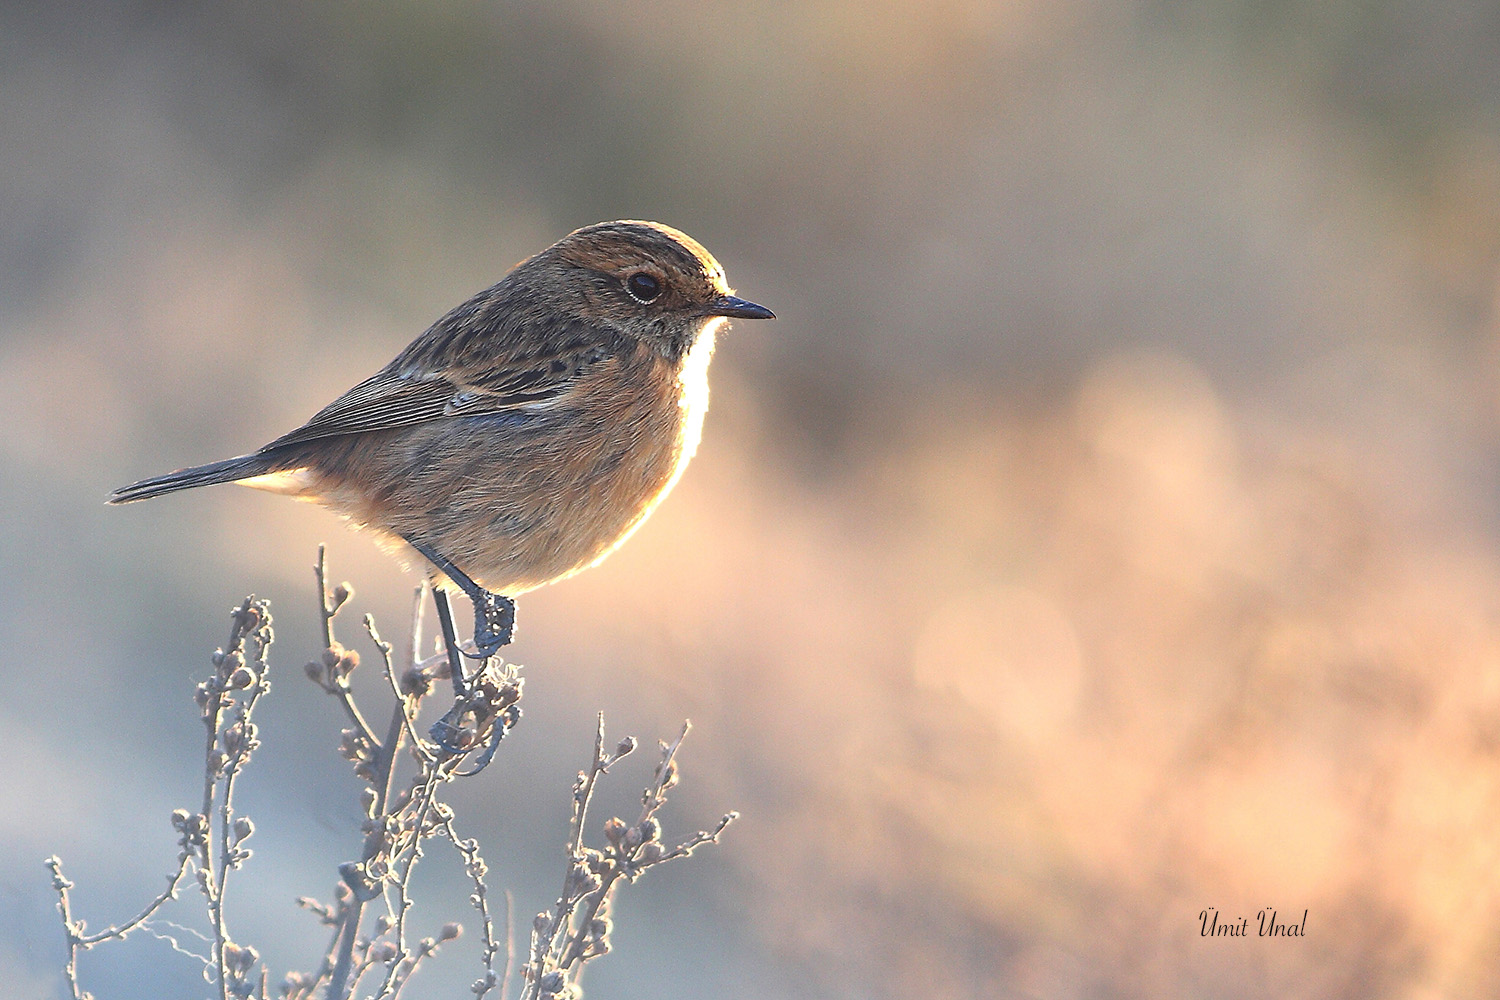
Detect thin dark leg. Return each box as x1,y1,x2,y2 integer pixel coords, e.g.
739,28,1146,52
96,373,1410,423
430,586,469,700
404,538,520,770
406,539,517,658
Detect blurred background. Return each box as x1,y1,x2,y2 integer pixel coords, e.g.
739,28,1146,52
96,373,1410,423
5,1,1500,997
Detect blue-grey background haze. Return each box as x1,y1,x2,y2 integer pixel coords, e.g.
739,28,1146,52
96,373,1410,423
4,2,1500,997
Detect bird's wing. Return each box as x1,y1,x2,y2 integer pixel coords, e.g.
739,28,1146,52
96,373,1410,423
259,339,617,452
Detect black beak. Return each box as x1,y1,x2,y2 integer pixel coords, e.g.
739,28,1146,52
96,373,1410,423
706,294,775,320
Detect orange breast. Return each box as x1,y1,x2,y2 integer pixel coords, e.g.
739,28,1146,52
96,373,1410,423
286,330,716,595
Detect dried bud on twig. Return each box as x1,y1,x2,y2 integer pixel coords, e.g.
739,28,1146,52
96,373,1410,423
603,817,628,845
219,650,246,681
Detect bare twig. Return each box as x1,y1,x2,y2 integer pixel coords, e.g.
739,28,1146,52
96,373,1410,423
324,592,406,1000
48,832,195,952
46,858,85,1000
183,598,276,998
312,545,380,751
317,550,520,1000
432,798,503,997
521,719,737,998
368,768,444,999
50,550,737,1000
502,889,515,1000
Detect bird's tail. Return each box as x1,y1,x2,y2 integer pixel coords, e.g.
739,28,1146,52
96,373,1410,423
109,453,280,504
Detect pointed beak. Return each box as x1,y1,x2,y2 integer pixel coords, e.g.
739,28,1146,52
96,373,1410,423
706,294,776,320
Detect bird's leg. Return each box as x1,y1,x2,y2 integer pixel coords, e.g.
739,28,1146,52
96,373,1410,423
407,539,518,659
405,538,522,765
430,585,470,700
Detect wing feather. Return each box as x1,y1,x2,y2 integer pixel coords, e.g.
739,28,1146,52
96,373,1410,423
259,339,616,452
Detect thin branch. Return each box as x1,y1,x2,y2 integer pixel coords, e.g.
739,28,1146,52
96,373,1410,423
314,544,339,649
433,806,501,997
51,549,736,1000
200,598,270,1000
46,857,85,1000
637,720,692,826
501,889,515,1000
569,714,634,856
375,604,436,765
314,546,380,750
60,838,195,950
326,598,416,1000
369,769,445,999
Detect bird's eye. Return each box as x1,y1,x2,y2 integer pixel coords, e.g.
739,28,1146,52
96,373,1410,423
625,272,662,303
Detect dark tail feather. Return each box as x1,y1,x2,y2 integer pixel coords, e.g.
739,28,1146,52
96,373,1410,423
109,453,278,504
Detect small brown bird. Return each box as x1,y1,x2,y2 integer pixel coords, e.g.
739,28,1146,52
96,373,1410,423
112,220,773,684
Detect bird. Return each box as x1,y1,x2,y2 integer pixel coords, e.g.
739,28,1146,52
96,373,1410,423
111,220,774,697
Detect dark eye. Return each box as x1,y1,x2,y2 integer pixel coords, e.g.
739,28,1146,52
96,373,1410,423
625,272,662,303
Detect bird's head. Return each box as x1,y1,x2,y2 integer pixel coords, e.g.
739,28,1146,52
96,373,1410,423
530,220,775,357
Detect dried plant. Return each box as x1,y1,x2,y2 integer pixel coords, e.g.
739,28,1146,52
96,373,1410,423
46,547,737,1000
519,718,737,999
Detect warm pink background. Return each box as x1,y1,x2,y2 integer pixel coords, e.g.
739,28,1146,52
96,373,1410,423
5,4,1499,998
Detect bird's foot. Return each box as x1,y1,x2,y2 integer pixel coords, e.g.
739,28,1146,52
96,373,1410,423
468,589,517,659
429,664,524,776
